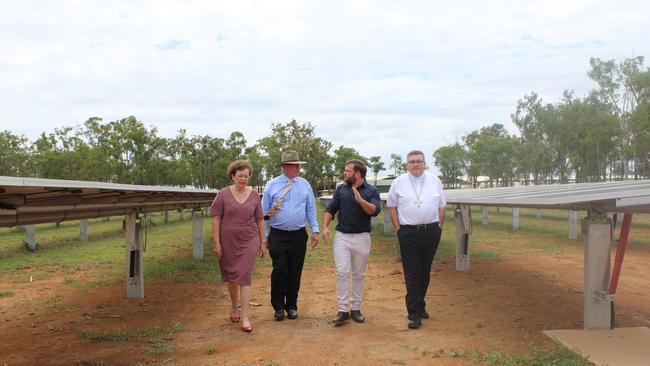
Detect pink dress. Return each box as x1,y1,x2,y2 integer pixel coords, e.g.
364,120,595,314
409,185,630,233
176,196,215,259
209,187,263,285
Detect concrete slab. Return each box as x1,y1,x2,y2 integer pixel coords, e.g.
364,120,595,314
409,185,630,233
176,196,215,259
544,327,650,366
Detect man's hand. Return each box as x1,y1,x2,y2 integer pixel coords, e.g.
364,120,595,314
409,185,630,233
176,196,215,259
213,243,222,259
310,232,320,249
321,227,330,244
352,186,363,204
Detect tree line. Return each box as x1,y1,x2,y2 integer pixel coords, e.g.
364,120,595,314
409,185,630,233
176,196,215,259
434,56,650,188
0,118,387,192
3,56,648,191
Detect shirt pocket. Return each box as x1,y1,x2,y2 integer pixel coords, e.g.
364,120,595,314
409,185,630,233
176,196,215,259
294,185,308,206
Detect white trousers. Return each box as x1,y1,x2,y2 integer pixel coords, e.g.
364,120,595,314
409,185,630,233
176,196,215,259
333,231,371,312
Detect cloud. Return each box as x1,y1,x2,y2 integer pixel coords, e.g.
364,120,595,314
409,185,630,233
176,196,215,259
156,39,191,50
1,0,649,175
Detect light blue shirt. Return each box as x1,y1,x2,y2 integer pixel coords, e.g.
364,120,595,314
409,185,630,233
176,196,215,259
262,173,319,234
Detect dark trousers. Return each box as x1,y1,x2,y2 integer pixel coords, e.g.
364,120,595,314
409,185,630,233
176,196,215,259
269,227,308,312
397,224,442,319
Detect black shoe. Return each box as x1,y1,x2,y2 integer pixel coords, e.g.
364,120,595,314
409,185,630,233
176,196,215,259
350,310,365,323
420,311,430,319
286,309,298,319
274,310,284,321
333,311,350,326
408,317,422,329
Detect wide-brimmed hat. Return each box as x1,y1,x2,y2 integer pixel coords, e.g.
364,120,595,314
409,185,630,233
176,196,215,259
280,151,306,165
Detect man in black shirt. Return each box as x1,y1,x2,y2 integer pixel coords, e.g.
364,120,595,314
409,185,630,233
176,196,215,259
322,159,381,325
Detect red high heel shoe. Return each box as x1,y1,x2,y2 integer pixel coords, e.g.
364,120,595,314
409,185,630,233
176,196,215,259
229,315,240,323
240,324,252,332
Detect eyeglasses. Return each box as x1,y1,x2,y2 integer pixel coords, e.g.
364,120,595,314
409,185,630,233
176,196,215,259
407,160,425,165
235,174,250,179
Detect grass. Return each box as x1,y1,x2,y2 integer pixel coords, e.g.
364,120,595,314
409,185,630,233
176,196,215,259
146,339,171,355
422,345,595,365
0,290,15,298
76,324,183,342
0,213,223,286
77,323,182,356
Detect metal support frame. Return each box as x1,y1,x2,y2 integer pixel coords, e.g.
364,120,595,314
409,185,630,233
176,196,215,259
512,208,520,230
192,209,204,260
455,204,471,272
481,206,488,225
80,219,88,242
163,210,170,224
24,225,37,251
383,201,392,235
608,213,633,329
569,210,579,240
179,209,185,221
125,211,144,299
583,209,613,329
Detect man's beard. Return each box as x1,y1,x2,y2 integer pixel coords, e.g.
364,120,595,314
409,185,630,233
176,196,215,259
345,175,357,185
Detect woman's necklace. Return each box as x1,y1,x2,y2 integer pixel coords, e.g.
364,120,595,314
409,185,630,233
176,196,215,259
233,186,247,196
409,175,424,207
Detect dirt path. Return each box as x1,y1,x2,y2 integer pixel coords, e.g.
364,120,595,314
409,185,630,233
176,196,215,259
1,241,649,365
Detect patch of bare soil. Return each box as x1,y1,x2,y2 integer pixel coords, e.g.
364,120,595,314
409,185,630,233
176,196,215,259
1,241,649,365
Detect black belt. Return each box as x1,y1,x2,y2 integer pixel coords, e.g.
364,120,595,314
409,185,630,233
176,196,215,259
400,223,438,230
270,227,306,233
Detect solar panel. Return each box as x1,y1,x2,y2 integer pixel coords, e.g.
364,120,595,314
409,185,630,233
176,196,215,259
443,180,650,213
0,176,218,227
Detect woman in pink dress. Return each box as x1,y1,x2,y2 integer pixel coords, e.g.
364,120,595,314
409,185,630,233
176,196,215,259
210,160,267,332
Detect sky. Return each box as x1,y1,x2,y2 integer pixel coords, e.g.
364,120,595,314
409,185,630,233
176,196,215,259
1,0,649,173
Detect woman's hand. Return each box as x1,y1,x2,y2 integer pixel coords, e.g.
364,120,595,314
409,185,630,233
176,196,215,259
213,243,222,259
259,238,268,257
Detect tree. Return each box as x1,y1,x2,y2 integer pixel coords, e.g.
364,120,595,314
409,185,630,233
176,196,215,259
627,66,650,178
32,126,95,180
389,153,405,176
464,124,518,187
587,56,646,178
557,93,622,182
0,130,31,177
433,143,466,188
368,156,385,185
511,92,567,184
225,131,247,161
245,145,266,191
256,120,333,191
332,145,366,179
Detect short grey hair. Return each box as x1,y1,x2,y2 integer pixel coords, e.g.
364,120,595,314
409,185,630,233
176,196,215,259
406,150,425,163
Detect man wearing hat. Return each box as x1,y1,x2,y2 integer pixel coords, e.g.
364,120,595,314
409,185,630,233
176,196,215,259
262,151,320,321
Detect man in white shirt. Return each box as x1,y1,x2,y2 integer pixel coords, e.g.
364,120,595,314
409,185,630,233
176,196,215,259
386,150,446,329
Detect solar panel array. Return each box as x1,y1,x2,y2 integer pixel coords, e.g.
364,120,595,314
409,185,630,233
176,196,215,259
0,176,218,227
443,180,650,213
